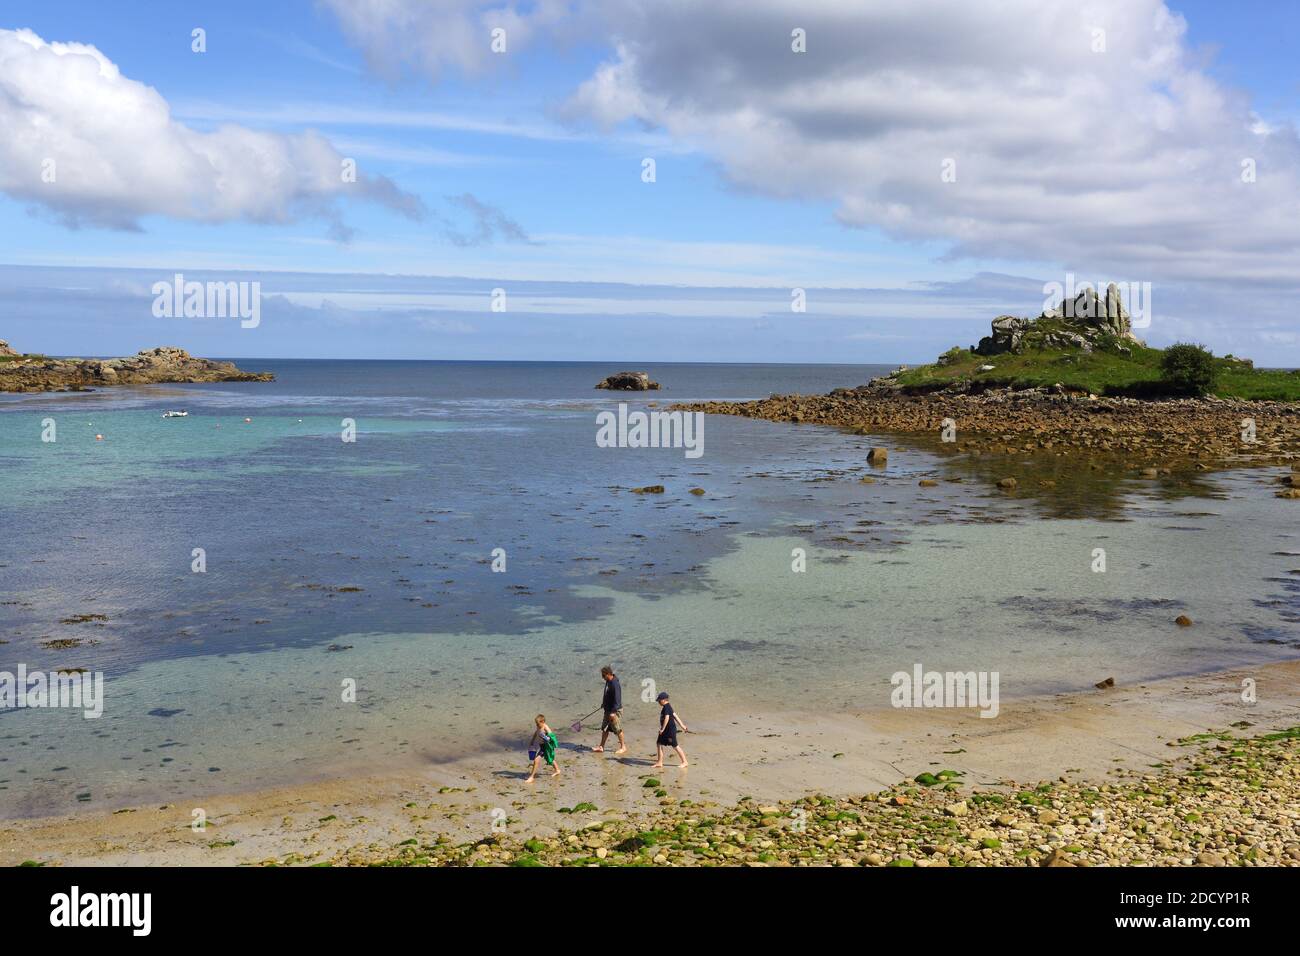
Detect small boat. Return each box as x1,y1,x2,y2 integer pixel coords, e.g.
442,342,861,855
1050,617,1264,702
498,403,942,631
161,410,189,418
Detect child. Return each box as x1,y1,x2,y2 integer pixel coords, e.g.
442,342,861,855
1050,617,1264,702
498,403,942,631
525,714,560,783
651,692,688,769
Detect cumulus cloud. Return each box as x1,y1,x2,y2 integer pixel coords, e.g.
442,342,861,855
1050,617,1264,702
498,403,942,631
0,28,426,231
563,0,1300,289
318,0,579,82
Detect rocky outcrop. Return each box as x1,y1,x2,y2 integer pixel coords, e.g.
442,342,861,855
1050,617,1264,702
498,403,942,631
0,343,274,393
974,283,1144,357
596,371,660,391
0,339,19,357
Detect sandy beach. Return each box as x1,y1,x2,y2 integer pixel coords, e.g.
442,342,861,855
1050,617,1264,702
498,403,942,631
5,659,1297,867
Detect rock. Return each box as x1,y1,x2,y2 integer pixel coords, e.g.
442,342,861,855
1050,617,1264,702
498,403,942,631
688,488,706,496
1139,468,1159,479
867,447,889,463
1195,851,1225,866
1175,615,1193,627
972,284,1143,358
595,846,608,859
595,371,660,391
0,343,273,393
858,476,876,484
944,801,968,817
1095,677,1115,689
0,339,19,357
997,477,1017,490
1040,847,1074,867
630,485,665,494
918,479,938,487
1036,810,1060,825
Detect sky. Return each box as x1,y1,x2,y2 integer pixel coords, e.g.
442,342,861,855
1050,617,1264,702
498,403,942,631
1,0,1298,363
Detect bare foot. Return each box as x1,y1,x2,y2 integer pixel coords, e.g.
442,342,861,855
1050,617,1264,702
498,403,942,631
614,747,628,754
677,761,689,768
650,763,664,769
551,768,561,777
524,776,536,784
592,746,604,753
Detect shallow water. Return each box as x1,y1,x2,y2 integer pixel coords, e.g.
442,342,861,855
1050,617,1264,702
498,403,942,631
1,361,1297,817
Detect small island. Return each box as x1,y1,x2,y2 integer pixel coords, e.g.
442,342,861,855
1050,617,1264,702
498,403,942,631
678,286,1300,473
596,370,660,391
0,340,274,393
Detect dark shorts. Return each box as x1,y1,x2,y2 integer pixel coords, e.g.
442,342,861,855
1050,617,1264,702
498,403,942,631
657,731,678,747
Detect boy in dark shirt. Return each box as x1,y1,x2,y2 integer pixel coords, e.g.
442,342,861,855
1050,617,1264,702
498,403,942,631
652,691,688,768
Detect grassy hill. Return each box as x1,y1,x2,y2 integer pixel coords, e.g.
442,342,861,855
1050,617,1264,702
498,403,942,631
893,340,1300,401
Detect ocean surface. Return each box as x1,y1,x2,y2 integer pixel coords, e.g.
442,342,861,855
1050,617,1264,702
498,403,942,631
1,360,1298,818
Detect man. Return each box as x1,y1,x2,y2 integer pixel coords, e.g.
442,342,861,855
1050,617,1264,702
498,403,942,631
592,665,626,754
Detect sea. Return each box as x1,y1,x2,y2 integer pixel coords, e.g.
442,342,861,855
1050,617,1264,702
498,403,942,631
1,360,1297,817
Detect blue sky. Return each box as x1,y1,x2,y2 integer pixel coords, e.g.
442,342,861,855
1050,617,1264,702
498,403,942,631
2,1,1299,362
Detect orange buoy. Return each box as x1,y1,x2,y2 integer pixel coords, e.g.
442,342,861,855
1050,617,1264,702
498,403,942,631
95,434,103,441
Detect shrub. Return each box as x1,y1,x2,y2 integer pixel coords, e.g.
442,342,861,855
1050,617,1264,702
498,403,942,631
1161,343,1218,396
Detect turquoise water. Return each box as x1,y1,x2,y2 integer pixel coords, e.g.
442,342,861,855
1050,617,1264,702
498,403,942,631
1,361,1297,817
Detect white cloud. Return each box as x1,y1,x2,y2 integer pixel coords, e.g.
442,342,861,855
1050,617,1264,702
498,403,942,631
0,28,425,231
318,0,577,81
553,0,1300,287
317,0,1300,290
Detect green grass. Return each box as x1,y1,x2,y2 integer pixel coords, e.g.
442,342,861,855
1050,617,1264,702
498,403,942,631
894,342,1300,401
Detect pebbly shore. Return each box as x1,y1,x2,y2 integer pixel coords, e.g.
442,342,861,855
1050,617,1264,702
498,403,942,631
329,725,1299,867
676,386,1300,475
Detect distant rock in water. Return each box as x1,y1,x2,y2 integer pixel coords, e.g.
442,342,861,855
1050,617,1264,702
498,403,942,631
0,342,274,393
974,283,1145,357
596,370,660,391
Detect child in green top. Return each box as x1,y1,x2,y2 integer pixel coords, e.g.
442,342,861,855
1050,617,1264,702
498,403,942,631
525,714,561,783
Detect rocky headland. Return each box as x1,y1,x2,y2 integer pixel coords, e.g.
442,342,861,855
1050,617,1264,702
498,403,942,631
677,289,1300,475
0,342,274,393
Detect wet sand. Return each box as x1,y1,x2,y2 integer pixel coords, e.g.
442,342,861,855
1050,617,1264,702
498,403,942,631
4,659,1296,866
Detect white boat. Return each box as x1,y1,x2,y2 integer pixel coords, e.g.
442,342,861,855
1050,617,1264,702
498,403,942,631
161,410,189,418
